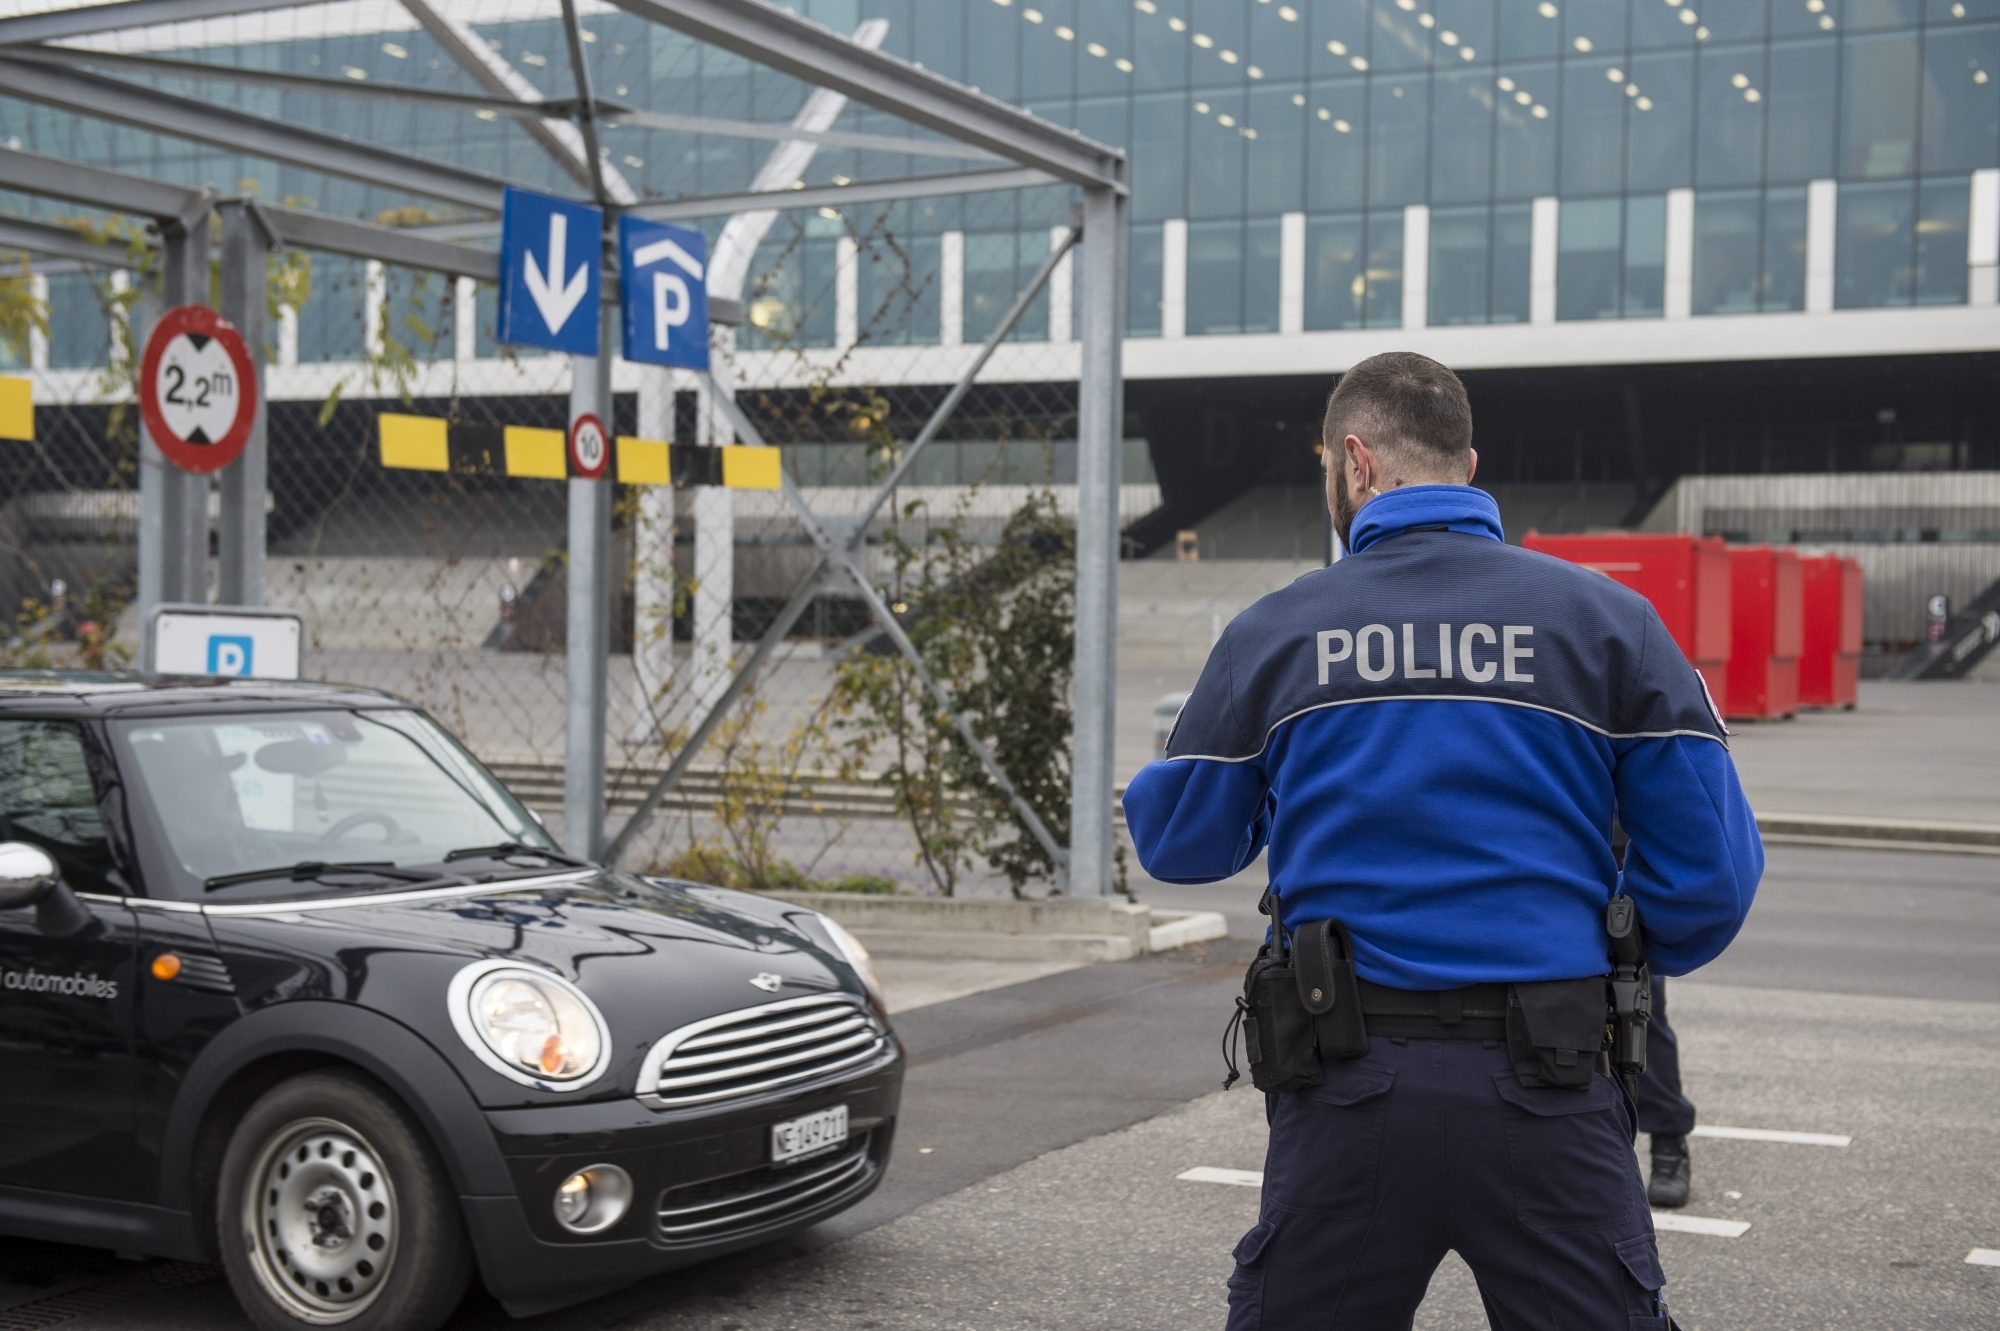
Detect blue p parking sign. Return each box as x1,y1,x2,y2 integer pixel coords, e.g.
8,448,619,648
619,216,710,370
206,635,254,676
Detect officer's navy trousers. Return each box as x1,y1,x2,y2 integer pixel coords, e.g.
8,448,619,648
1226,1037,1668,1330
1634,977,1697,1138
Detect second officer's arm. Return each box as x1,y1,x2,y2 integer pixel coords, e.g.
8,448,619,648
1123,631,1272,883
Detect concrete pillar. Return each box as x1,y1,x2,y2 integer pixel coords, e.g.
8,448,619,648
1530,196,1558,326
1279,211,1305,334
27,276,46,370
364,260,386,359
1161,217,1187,338
454,276,477,361
1048,224,1074,343
278,306,299,368
940,230,964,346
835,233,859,349
1969,168,1999,306
1806,178,1837,313
1664,187,1694,320
1402,204,1429,330
631,365,676,743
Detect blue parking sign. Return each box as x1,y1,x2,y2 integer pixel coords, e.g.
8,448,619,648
498,187,602,355
619,216,710,370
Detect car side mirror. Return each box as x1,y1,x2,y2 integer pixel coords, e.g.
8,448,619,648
0,842,59,910
0,842,95,938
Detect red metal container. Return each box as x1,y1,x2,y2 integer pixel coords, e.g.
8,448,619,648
1726,545,1803,721
1798,554,1863,710
1521,531,1731,716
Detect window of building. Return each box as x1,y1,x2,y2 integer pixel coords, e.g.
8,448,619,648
297,256,366,364
1493,61,1560,199
1919,23,2000,173
1697,42,1768,189
857,223,940,347
1129,223,1164,337
1841,29,1922,179
1493,202,1533,322
1304,79,1369,213
1364,208,1407,326
1830,173,1971,309
1694,189,1763,315
1557,193,1665,319
1304,213,1366,330
1763,186,1811,311
45,276,108,371
1429,205,1494,325
1188,218,1246,335
1765,37,1840,183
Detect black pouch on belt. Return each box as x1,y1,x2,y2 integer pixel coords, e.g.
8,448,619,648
1505,977,1610,1089
1293,917,1369,1061
1237,934,1324,1093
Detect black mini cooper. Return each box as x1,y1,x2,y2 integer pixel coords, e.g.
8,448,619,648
0,673,902,1329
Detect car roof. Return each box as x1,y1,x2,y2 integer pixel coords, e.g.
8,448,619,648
0,671,407,718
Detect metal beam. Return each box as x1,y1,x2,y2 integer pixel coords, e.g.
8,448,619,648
0,57,510,213
0,216,144,268
604,0,1122,191
627,167,1061,223
256,203,499,282
398,0,636,205
606,109,1004,162
0,144,207,222
7,45,615,119
0,0,312,46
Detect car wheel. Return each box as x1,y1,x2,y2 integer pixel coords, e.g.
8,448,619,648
218,1070,471,1331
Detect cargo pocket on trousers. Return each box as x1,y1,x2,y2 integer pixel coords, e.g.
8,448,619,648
1616,1232,1668,1328
1262,1061,1394,1220
1493,1071,1641,1234
1224,1218,1277,1331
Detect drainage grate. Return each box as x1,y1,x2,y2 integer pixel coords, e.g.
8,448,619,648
0,1262,217,1331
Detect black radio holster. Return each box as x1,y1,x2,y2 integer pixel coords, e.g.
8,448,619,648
1225,906,1367,1093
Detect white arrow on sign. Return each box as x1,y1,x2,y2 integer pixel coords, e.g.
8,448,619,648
522,211,590,333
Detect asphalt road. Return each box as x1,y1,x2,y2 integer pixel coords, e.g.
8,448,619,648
13,841,2000,1330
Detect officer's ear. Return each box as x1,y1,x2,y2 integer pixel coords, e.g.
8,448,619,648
1466,447,1478,484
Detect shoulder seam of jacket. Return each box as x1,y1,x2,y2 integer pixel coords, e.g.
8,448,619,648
1164,693,1729,764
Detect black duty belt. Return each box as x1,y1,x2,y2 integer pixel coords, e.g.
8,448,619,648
1357,979,1511,1041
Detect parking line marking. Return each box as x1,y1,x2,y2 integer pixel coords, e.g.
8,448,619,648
1178,1167,1263,1188
1967,1249,2000,1267
1652,1212,1751,1237
1691,1125,1851,1147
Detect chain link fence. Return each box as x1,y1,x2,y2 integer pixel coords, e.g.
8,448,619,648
0,192,1153,898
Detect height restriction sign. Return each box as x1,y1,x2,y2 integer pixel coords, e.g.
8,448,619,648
139,305,258,474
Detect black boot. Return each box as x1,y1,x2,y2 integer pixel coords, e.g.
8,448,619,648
1648,1133,1691,1209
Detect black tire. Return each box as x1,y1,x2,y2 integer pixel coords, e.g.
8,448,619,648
216,1069,472,1331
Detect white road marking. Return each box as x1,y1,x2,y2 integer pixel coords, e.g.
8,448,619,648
1966,1248,2000,1267
1652,1212,1751,1238
1691,1125,1852,1147
1178,1167,1263,1187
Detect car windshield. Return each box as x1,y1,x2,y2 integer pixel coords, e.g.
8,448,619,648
113,709,560,901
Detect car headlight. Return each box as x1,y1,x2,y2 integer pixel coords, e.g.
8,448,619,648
816,913,884,1007
447,961,612,1091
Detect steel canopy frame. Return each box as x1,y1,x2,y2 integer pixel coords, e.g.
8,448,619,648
0,0,1129,894
0,57,510,213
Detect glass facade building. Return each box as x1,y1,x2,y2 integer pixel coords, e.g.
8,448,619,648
3,0,1998,366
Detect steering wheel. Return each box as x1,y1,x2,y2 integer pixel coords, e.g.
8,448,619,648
319,811,407,845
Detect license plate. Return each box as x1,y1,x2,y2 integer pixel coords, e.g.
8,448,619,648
771,1104,847,1164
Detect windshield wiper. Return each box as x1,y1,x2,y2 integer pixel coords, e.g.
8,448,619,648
204,861,449,893
443,842,589,868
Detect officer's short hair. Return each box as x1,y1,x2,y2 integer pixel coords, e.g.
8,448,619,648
1323,351,1473,479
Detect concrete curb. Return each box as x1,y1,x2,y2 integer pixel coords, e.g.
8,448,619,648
751,891,1228,962
1756,811,2000,856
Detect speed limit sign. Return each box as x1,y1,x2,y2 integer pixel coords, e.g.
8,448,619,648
138,305,258,474
568,412,610,479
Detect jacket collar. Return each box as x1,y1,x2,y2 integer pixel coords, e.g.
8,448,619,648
1347,484,1505,555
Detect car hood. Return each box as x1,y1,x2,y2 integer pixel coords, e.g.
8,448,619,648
200,868,876,1106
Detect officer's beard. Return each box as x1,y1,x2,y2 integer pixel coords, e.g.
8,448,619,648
1330,472,1358,551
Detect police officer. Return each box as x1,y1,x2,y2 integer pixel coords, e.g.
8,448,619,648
1123,352,1762,1329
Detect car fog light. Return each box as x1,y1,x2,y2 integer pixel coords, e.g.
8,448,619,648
552,1164,632,1235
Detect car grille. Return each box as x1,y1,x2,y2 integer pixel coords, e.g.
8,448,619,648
636,993,888,1110
655,1134,875,1244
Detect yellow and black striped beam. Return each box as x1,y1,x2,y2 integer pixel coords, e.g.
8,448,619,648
377,413,781,489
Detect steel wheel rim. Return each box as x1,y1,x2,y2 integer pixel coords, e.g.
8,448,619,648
242,1116,399,1324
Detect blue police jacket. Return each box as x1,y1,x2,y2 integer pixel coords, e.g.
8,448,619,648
1123,484,1762,988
